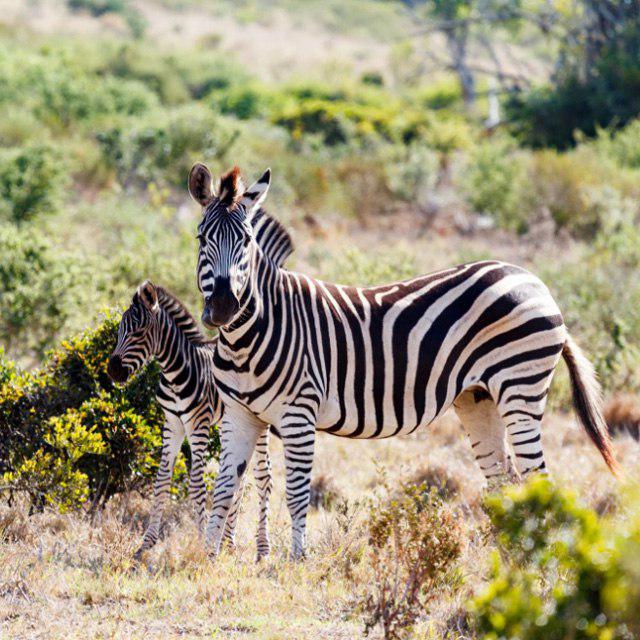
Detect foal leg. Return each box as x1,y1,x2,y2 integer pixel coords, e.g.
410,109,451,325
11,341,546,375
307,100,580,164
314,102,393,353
186,419,209,535
454,387,515,488
135,417,185,559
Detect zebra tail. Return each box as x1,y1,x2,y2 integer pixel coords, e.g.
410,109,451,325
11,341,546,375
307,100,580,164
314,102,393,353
562,334,619,476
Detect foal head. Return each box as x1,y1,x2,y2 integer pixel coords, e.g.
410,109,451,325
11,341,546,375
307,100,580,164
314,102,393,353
107,281,160,383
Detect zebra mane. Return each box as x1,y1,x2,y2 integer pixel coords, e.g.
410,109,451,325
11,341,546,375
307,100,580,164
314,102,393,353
154,286,211,345
252,207,294,267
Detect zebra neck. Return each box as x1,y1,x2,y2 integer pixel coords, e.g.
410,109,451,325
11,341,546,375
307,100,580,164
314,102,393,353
219,246,282,351
154,311,196,385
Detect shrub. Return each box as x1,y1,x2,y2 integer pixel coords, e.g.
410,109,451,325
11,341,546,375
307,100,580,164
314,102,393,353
68,0,126,16
0,225,88,357
473,476,640,640
67,0,146,38
540,216,640,404
593,120,640,169
273,98,397,146
463,138,529,232
505,5,640,150
384,143,439,206
0,143,69,225
314,246,418,287
359,482,462,639
1,314,220,512
96,105,240,188
211,83,275,120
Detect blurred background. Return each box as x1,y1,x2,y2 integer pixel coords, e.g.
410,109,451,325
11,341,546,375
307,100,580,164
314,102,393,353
1,0,639,396
1,4,640,638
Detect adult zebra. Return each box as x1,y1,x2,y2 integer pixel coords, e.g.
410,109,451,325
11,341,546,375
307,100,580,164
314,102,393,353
108,282,273,560
189,163,617,559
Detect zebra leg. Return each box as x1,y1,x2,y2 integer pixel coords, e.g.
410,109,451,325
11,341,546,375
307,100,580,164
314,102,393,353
135,417,185,560
454,388,515,489
281,415,316,560
495,377,553,477
253,428,272,561
205,408,264,558
221,475,247,551
218,429,271,557
185,420,209,535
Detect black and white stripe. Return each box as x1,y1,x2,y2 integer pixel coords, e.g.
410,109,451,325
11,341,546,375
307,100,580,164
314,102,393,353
108,283,273,560
189,164,617,559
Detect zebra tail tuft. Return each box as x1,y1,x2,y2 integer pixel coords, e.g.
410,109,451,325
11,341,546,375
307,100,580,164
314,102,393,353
562,334,620,476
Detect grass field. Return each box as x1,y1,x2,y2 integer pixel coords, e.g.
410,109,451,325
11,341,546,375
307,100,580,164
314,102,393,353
1,410,633,639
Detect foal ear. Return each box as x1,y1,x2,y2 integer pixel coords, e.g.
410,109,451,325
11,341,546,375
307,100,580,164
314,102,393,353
188,162,215,206
240,168,271,219
137,280,159,313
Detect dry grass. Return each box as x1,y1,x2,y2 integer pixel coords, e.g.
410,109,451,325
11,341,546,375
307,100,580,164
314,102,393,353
0,410,637,639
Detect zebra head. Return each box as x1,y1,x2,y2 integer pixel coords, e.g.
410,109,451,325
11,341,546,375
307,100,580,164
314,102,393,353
188,163,270,328
108,281,160,383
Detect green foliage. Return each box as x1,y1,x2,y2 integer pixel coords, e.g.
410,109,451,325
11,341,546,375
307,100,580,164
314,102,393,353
474,477,640,640
1,313,220,512
96,105,240,187
67,0,147,38
506,4,640,149
313,246,419,286
360,482,462,639
541,215,640,404
0,225,89,357
68,0,127,16
463,137,529,232
593,120,640,169
0,143,68,225
273,97,397,146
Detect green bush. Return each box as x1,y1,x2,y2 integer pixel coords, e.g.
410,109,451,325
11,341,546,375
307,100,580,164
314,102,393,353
506,5,640,149
463,138,529,232
0,225,88,357
211,83,276,120
68,0,126,16
593,120,640,169
0,314,221,512
0,47,158,131
473,477,640,640
0,143,68,225
96,105,240,187
541,216,640,405
67,0,146,38
273,98,397,146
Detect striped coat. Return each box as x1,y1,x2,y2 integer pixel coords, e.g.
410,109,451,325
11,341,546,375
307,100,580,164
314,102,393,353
188,164,617,558
108,283,273,560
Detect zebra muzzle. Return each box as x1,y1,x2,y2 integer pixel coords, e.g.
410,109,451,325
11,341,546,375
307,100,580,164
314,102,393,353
202,293,239,328
107,355,129,383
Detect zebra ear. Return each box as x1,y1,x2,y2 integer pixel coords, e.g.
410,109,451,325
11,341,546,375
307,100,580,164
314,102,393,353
137,280,159,314
240,168,270,219
188,162,214,207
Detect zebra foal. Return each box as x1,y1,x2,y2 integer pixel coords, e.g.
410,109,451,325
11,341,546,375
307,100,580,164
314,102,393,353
189,163,617,559
107,282,273,560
